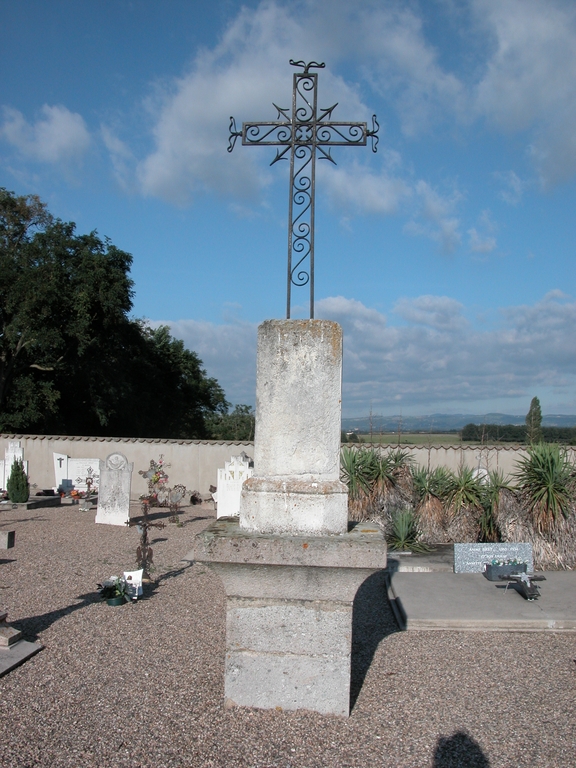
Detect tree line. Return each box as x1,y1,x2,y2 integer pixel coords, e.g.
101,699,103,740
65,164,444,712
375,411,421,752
461,397,575,444
461,423,576,444
0,187,254,439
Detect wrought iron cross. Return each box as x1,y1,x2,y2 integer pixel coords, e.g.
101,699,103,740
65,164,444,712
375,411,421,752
228,60,379,319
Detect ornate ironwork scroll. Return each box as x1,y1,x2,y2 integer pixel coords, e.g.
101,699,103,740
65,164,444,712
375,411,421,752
228,60,378,319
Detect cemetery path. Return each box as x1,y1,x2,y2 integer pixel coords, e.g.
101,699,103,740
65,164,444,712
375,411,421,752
0,502,574,768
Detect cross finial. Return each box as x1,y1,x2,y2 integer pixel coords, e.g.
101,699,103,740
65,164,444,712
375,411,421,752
228,61,379,319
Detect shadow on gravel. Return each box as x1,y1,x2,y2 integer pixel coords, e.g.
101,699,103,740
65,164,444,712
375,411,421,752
433,731,491,767
140,562,194,599
12,591,100,642
350,569,400,711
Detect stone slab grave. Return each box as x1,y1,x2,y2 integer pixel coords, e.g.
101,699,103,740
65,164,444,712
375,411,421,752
215,453,253,518
189,320,387,717
386,571,576,631
95,452,133,526
454,543,534,573
0,529,43,677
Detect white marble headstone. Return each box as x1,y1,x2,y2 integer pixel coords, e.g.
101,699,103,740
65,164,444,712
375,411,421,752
67,458,100,491
95,452,133,526
216,454,253,518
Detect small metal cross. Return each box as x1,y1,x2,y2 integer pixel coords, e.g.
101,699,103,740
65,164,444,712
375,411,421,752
228,60,379,319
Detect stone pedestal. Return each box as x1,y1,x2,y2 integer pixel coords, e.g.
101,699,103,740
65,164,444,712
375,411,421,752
188,518,386,716
240,320,348,535
191,319,387,716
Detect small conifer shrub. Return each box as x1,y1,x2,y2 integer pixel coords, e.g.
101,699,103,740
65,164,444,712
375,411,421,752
7,458,29,503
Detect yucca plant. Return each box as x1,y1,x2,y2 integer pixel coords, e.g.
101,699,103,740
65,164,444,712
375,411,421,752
340,446,380,500
445,465,483,513
387,508,430,553
479,470,512,542
514,443,575,534
412,466,451,505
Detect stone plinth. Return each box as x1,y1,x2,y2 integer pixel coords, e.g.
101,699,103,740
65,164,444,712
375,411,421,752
188,518,386,716
239,320,347,535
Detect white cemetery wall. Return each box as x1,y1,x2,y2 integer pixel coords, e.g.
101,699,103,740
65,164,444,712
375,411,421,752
1,435,254,498
3,434,574,498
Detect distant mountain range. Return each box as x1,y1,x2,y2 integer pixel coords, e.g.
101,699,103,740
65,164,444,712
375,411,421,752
342,413,576,432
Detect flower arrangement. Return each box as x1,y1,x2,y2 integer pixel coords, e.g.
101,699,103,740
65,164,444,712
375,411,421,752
484,558,528,581
489,558,527,567
138,455,171,504
97,576,129,603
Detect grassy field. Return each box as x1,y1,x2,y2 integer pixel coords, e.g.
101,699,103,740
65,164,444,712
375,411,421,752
348,432,462,445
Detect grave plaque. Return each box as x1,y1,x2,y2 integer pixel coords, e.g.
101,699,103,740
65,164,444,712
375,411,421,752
454,543,533,573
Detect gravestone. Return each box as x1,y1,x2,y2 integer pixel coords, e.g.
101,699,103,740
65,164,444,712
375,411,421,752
190,320,387,716
216,454,254,518
53,452,68,490
68,458,100,492
454,543,534,573
54,454,100,492
95,452,133,526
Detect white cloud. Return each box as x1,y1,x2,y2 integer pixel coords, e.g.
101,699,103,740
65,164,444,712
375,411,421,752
0,104,90,164
153,292,576,416
494,170,526,205
134,2,370,205
473,0,576,185
404,181,463,253
393,295,466,330
317,292,576,414
320,161,411,216
149,317,258,407
101,125,136,190
468,227,496,254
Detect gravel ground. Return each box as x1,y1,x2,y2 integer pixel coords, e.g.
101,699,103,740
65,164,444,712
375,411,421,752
0,501,575,768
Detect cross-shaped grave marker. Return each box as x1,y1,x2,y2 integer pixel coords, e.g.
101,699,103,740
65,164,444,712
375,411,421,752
228,60,379,319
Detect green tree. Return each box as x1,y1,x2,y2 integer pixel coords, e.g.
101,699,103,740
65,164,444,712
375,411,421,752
6,458,29,502
525,396,543,444
206,404,255,441
0,188,228,438
0,188,134,430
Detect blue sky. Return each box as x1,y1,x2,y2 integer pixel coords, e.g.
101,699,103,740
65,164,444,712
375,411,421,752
1,0,575,418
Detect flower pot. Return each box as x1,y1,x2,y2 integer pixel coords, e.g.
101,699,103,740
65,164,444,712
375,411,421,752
106,596,126,606
483,563,527,581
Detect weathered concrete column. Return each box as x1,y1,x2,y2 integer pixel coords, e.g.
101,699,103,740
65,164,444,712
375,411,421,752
240,320,348,535
189,320,386,716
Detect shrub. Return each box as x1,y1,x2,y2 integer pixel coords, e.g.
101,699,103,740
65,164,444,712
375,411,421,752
7,458,29,503
514,443,574,534
479,470,512,542
387,508,430,553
